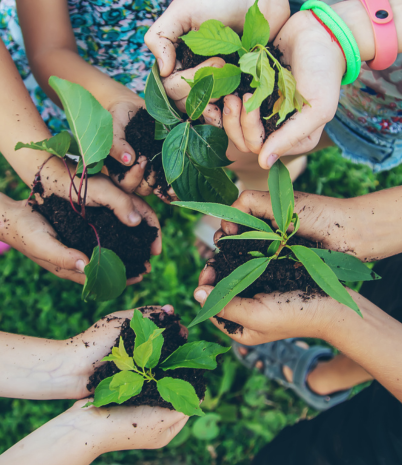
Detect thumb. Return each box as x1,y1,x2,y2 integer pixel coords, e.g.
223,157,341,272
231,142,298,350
194,286,214,306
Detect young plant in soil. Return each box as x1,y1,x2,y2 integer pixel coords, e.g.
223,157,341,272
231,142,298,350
86,309,230,416
179,0,309,134
15,77,157,302
174,160,381,329
106,62,239,205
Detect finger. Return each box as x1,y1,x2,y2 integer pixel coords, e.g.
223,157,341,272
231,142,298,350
213,229,225,245
126,275,144,286
32,257,87,285
136,168,157,197
241,94,265,154
164,416,189,444
109,107,136,166
198,262,216,286
222,95,249,152
203,103,222,128
110,156,148,194
283,125,325,156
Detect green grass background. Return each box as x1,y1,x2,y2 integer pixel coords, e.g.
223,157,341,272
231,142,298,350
1,147,401,464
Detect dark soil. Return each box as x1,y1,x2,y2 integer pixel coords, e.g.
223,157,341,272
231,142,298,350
87,307,207,409
176,40,294,140
104,108,170,197
212,225,324,334
34,193,158,279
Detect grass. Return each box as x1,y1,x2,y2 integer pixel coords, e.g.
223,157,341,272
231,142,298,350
0,147,401,464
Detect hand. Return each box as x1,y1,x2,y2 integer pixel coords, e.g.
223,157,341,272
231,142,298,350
223,10,345,165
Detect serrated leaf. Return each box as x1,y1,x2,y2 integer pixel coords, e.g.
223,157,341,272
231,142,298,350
157,377,204,417
160,341,230,370
219,231,281,242
109,371,144,400
242,0,270,52
181,19,242,56
185,65,241,99
82,247,126,302
171,157,238,205
277,68,297,124
15,131,72,158
162,122,189,184
134,328,165,368
102,336,135,371
310,249,381,282
85,376,135,408
244,52,275,113
49,77,112,166
131,309,164,369
189,257,271,327
172,201,274,232
290,245,362,316
268,159,294,233
186,75,214,121
187,125,230,168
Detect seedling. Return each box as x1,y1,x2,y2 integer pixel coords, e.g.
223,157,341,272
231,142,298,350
15,77,126,302
174,160,381,327
143,63,238,205
181,0,308,121
85,310,230,416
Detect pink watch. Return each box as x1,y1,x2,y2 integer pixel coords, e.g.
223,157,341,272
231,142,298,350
359,0,398,70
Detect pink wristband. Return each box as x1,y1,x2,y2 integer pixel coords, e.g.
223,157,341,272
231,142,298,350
359,0,398,70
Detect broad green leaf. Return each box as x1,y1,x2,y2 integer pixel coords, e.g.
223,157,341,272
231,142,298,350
49,77,112,166
192,413,221,440
277,68,297,124
131,309,165,369
242,0,270,52
187,125,230,168
267,240,281,257
160,341,230,370
84,376,134,408
219,231,281,242
172,201,274,233
239,52,260,82
109,371,144,400
157,377,204,417
172,158,238,205
102,336,135,371
188,257,271,327
15,131,72,158
76,159,104,176
268,159,294,233
162,122,189,184
310,249,381,282
155,121,174,140
249,251,265,258
82,247,126,302
145,62,181,125
244,53,275,113
134,328,165,368
185,65,241,99
186,75,214,121
181,19,242,56
291,245,362,316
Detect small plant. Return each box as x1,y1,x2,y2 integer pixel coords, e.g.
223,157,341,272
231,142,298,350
15,77,128,302
180,0,308,121
85,310,230,416
143,63,238,205
174,160,381,327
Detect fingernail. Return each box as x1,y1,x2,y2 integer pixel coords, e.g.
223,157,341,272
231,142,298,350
129,211,141,225
157,58,164,73
161,305,174,314
122,153,132,165
223,105,231,115
140,160,148,169
194,289,207,304
76,260,85,273
204,117,213,124
267,153,279,168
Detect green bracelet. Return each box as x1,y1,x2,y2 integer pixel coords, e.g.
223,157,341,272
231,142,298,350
301,0,361,85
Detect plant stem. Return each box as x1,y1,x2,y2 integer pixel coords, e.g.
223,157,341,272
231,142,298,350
26,154,55,205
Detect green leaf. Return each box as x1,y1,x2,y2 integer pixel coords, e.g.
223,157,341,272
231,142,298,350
157,377,204,417
160,341,230,370
171,158,238,205
244,52,275,113
181,19,243,56
109,371,144,400
155,121,174,140
145,62,181,125
49,77,112,166
85,376,137,408
185,65,241,99
101,336,135,371
268,158,294,232
76,159,104,176
187,125,230,168
186,75,214,121
162,122,190,184
82,247,126,302
288,213,300,239
134,328,165,368
192,413,221,440
277,68,297,124
131,309,165,369
242,0,270,52
310,249,381,282
249,251,265,258
219,231,281,242
239,52,260,83
15,131,72,158
172,201,274,232
267,240,281,257
188,257,271,327
290,245,362,316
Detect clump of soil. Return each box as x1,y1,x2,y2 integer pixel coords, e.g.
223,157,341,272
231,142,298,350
212,225,324,334
34,193,158,279
87,308,207,409
176,40,294,139
104,109,170,197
